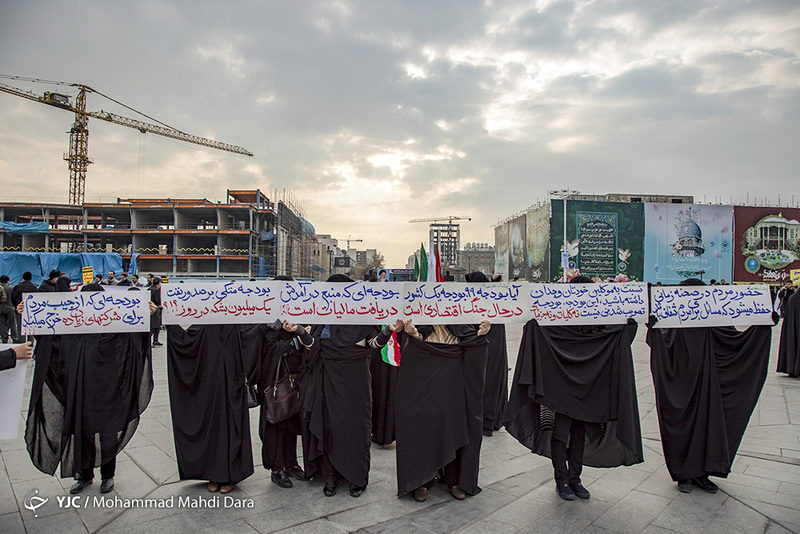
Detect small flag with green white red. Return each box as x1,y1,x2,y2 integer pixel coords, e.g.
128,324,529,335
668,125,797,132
381,330,401,366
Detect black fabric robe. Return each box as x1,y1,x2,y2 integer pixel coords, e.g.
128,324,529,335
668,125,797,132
648,325,772,481
25,332,152,478
166,324,254,484
483,324,508,432
504,320,643,468
777,290,800,377
395,326,488,496
257,325,304,470
302,325,379,488
369,348,397,445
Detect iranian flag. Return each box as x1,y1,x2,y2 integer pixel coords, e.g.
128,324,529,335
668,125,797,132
381,331,401,366
418,243,428,281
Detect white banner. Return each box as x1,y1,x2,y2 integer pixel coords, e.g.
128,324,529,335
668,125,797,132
20,292,150,335
651,285,774,328
403,282,529,324
0,346,27,440
161,281,281,324
529,282,649,325
279,281,403,324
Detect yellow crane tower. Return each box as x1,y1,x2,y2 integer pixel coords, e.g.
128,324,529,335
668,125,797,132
0,75,253,205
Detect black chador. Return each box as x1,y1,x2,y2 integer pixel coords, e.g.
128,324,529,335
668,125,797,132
777,288,800,378
369,346,397,446
257,320,314,489
166,324,256,490
26,284,153,495
464,271,508,436
647,280,774,493
504,316,643,500
394,324,489,501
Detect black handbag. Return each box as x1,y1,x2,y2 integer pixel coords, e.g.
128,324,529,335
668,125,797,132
237,330,259,409
264,357,300,424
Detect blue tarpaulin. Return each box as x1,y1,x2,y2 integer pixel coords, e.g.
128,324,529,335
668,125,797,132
0,221,50,235
0,252,124,285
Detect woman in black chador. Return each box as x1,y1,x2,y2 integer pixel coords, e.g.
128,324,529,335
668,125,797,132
647,278,778,493
395,320,490,502
300,274,401,498
26,283,153,495
464,271,508,436
258,276,316,489
777,286,800,378
504,275,643,501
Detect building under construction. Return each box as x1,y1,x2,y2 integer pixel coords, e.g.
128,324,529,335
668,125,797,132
0,189,331,279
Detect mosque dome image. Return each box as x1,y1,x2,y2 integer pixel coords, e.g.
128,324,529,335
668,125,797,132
673,210,705,258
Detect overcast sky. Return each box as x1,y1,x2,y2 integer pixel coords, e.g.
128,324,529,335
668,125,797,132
1,0,798,266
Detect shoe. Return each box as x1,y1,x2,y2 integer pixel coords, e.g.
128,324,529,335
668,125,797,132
449,485,467,500
413,487,429,502
100,478,115,494
153,341,163,346
207,481,220,492
271,469,292,489
678,480,692,493
482,429,494,437
70,479,92,494
556,483,576,501
323,483,337,497
570,482,590,499
288,464,306,480
691,476,718,493
349,485,365,498
219,483,235,494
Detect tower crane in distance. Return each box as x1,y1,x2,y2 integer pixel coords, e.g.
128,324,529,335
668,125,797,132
336,236,363,250
0,75,253,205
408,216,471,266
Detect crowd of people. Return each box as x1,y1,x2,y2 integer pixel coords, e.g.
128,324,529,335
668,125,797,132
1,268,797,505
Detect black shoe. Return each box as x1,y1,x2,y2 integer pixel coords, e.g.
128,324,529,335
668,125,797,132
70,479,93,494
271,469,292,489
482,428,494,437
570,482,590,499
287,464,306,480
100,478,115,494
556,483,575,501
323,483,337,497
349,485,365,498
691,476,718,493
678,480,691,493
153,341,163,346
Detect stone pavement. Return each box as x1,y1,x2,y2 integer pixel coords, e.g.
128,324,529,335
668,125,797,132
2,324,799,534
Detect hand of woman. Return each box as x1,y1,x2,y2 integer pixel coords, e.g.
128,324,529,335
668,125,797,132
477,321,491,336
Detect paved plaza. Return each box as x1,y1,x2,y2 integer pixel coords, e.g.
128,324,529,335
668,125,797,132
2,324,799,534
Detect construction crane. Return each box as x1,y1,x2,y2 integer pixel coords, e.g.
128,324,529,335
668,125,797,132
336,235,363,250
409,216,471,266
0,75,253,205
408,215,472,225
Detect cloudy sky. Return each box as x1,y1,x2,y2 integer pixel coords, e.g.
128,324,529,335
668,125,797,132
1,0,798,266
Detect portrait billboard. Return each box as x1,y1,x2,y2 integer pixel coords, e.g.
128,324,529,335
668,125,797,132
508,215,527,281
526,204,550,282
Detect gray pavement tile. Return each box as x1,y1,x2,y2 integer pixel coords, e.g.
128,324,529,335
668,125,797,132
722,471,782,491
781,448,800,460
699,497,770,534
124,443,179,484
592,490,672,534
765,521,798,534
742,465,800,485
650,492,727,533
0,511,26,534
486,464,552,497
20,508,88,534
366,518,438,534
582,466,651,505
778,480,800,497
102,513,207,534
517,497,611,534
326,492,448,532
636,466,679,499
478,453,549,487
271,518,348,533
403,488,516,534
487,487,566,529
642,527,683,534
735,498,800,528
456,518,520,534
